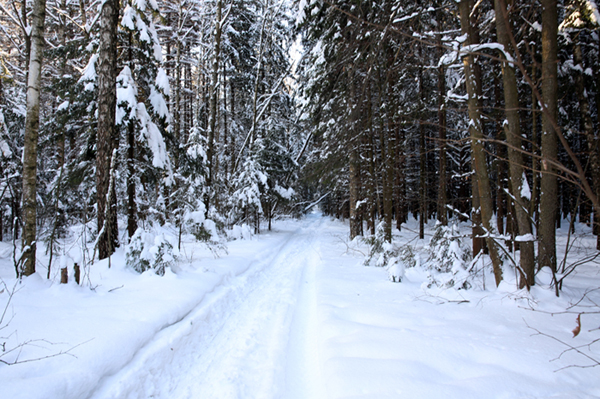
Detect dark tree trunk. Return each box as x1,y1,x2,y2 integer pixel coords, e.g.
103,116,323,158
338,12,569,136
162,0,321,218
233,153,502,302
348,68,361,240
419,52,426,240
395,127,406,231
206,0,223,209
460,0,503,285
596,40,600,250
530,56,539,229
574,41,600,250
127,122,137,239
436,7,448,226
495,0,536,289
538,0,559,273
96,0,119,260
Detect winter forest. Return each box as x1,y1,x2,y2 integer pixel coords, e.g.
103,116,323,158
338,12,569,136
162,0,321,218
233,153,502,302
2,0,600,397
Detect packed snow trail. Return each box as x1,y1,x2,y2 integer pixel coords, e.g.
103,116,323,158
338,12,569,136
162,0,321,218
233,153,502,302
89,214,325,399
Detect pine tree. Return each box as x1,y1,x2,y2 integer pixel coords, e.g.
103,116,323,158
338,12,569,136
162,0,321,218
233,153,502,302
96,0,119,260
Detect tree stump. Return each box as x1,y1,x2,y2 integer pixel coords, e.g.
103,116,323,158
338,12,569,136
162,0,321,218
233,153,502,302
74,263,80,285
60,267,68,284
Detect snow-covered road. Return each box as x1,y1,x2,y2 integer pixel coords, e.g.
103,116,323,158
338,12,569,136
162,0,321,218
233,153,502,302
89,215,325,399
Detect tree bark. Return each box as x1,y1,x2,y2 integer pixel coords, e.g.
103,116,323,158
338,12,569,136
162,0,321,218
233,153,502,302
596,40,600,249
126,33,136,240
206,0,222,208
349,147,361,240
395,127,406,231
436,5,448,226
381,76,393,241
127,121,137,239
21,0,47,277
460,0,504,286
574,41,600,250
348,67,361,240
495,0,535,289
494,71,505,237
96,0,119,260
419,57,426,240
538,0,559,273
530,55,539,228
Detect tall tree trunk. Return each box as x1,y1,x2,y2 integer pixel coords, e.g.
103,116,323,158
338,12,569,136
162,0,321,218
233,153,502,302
459,0,503,286
222,63,229,180
530,55,539,228
574,41,600,250
127,122,137,239
596,39,600,250
436,7,448,226
367,131,376,235
538,0,559,273
206,0,222,208
21,0,47,277
419,116,426,240
381,128,393,241
381,76,393,241
384,106,395,240
21,0,31,83
348,68,361,240
419,51,426,240
395,126,407,230
126,34,136,240
230,80,236,181
494,70,505,237
349,147,361,240
57,0,67,169
495,0,535,289
173,23,182,169
365,84,376,235
96,0,119,260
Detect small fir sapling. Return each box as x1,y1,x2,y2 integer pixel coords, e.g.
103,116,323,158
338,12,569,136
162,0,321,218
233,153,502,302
363,221,388,267
425,222,473,289
126,226,178,276
363,222,406,282
183,203,228,257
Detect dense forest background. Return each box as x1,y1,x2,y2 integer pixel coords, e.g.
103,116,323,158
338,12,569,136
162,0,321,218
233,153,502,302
1,0,599,294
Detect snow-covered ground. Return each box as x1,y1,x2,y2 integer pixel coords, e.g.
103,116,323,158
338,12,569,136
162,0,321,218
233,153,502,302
1,213,600,398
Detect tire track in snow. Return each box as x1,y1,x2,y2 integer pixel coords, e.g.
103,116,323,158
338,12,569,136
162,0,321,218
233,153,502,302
89,215,323,399
283,231,323,399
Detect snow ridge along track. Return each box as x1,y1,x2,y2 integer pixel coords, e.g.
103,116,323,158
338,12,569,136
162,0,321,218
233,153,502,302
89,215,324,399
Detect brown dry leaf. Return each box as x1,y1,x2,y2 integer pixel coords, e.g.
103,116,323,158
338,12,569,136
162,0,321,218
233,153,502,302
572,314,581,338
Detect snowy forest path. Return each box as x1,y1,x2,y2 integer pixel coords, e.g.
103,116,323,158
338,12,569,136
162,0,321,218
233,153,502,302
89,214,325,399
